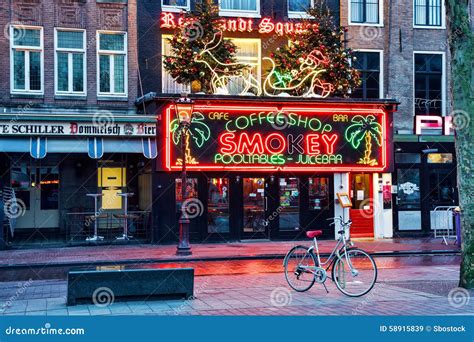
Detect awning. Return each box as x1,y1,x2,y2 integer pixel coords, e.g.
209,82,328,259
0,138,158,159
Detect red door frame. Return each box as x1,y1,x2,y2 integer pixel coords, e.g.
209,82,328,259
349,173,375,238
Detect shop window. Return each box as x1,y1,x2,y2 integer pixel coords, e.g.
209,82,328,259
429,169,455,204
55,29,86,95
350,0,381,25
220,0,260,17
243,178,266,233
279,178,300,231
289,0,313,16
10,26,43,94
308,177,330,210
225,38,261,95
39,167,59,210
414,0,442,27
208,178,230,234
395,153,421,164
97,32,127,97
161,36,190,94
427,153,453,164
414,53,443,116
176,178,198,211
352,51,381,99
10,167,31,210
397,169,421,210
162,0,189,11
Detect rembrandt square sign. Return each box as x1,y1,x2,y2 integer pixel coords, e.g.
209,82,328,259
162,101,395,173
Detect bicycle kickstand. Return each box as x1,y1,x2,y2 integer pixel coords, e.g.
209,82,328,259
322,282,329,294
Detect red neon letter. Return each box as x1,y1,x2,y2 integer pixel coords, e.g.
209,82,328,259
219,132,237,154
265,133,286,154
306,134,320,155
322,134,338,155
415,115,442,135
160,12,176,29
238,133,264,154
258,18,274,34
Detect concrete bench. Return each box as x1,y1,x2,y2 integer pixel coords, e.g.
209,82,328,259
67,267,194,306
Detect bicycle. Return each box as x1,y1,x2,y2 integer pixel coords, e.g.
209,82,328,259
283,216,377,297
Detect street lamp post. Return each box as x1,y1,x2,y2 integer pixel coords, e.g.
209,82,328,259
175,95,194,256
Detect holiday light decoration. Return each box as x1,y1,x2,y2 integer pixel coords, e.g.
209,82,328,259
164,104,389,172
196,32,262,96
344,115,383,166
264,49,334,98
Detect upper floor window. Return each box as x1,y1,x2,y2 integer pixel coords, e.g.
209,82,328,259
161,36,190,94
414,0,443,27
55,29,86,96
226,38,261,95
162,0,190,12
414,53,443,116
97,32,127,97
10,26,43,94
349,0,381,25
220,0,260,17
352,51,382,99
289,0,312,16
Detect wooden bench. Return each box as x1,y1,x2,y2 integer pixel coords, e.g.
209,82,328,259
67,267,194,306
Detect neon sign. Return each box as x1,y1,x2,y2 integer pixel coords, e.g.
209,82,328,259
160,12,312,36
163,103,390,172
415,115,453,135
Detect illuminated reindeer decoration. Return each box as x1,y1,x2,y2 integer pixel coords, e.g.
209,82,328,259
263,49,334,98
195,32,262,96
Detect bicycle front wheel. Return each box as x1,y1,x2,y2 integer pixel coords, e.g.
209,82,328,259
332,248,377,297
283,245,317,292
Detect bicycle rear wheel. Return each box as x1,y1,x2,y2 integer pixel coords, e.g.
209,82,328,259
283,245,317,292
332,248,377,297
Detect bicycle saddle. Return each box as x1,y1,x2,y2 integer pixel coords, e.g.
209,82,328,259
306,230,323,239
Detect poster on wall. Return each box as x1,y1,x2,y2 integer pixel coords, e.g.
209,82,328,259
162,103,391,172
383,183,392,209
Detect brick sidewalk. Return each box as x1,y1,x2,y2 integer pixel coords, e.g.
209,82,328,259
0,238,459,267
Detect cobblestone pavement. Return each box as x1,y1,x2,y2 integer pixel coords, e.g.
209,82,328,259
0,258,472,316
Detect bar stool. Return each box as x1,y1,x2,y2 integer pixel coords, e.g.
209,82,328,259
85,193,106,242
114,193,135,240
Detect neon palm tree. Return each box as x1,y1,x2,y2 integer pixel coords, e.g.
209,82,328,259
344,115,383,166
171,112,211,165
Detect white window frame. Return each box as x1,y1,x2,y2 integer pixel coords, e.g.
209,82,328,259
161,35,190,94
96,31,128,98
412,51,446,117
348,0,384,27
161,0,190,13
288,0,314,19
353,49,384,99
413,0,446,29
54,28,87,96
9,25,44,95
219,0,261,18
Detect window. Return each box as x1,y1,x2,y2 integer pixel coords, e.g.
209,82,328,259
55,29,86,95
414,53,443,116
161,36,190,94
289,0,312,15
220,0,260,17
226,38,261,95
162,0,189,11
414,0,443,27
427,153,453,164
352,51,382,98
97,32,127,97
10,26,43,94
208,178,230,234
308,177,330,210
349,0,381,25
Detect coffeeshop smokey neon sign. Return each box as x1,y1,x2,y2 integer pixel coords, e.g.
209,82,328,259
164,104,389,172
161,12,313,36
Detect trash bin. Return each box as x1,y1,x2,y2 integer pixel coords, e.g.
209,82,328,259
453,207,461,246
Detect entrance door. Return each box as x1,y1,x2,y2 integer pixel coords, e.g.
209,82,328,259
12,165,60,230
242,178,268,239
278,177,300,232
394,168,422,232
350,173,374,238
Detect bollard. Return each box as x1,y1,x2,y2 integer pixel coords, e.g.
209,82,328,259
454,207,461,246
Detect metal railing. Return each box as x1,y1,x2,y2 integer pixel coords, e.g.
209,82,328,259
66,211,151,243
431,206,457,245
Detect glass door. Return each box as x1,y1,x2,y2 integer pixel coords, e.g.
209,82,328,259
278,177,300,232
395,168,422,231
242,178,268,239
208,178,230,235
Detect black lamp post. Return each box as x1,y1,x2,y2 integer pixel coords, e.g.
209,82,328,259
175,94,194,256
